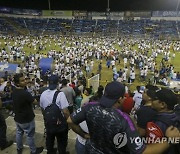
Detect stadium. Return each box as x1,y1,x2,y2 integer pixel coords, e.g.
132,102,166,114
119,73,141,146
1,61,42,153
0,0,180,154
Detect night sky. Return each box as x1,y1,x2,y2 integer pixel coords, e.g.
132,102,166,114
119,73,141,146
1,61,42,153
0,0,179,11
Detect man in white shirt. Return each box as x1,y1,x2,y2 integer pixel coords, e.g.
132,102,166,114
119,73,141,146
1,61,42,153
133,86,143,110
40,75,70,154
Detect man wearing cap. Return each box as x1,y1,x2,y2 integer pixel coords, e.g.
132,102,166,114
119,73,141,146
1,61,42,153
40,75,70,154
147,88,180,153
67,81,180,154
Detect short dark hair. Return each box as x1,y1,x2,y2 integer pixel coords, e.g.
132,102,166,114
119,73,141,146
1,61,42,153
61,79,67,86
14,73,23,85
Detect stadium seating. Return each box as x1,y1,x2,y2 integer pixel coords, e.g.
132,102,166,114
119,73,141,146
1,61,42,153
0,16,179,39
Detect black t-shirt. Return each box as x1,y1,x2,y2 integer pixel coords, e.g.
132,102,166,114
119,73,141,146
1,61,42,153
12,88,35,124
71,102,146,154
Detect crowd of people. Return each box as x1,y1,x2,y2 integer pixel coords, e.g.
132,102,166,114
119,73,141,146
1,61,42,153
0,34,180,154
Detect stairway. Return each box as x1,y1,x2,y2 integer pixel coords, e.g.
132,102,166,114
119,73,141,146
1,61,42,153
3,17,29,35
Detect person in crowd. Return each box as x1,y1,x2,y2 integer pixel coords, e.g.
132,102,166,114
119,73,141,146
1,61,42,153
67,81,180,154
89,85,104,102
60,79,76,114
133,86,143,110
81,87,93,106
0,97,13,150
40,75,70,154
135,88,158,136
12,73,44,154
122,92,134,115
147,88,180,154
74,89,83,110
0,78,7,92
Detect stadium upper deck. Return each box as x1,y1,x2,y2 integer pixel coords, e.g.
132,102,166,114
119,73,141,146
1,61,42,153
0,8,180,39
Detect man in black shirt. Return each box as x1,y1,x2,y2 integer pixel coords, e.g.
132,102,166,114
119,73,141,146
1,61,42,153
67,81,180,154
12,73,43,154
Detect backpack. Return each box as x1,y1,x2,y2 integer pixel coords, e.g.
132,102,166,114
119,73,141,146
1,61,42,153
146,105,180,153
43,90,68,133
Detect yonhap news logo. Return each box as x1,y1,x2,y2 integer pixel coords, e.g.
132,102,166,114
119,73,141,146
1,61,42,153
113,132,127,148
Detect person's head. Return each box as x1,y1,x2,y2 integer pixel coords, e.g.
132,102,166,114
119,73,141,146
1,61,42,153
151,88,178,112
14,73,26,88
136,86,140,91
99,81,125,108
84,88,92,96
61,79,67,86
142,89,156,105
6,81,11,87
0,78,4,85
48,75,59,90
97,85,104,96
76,89,82,96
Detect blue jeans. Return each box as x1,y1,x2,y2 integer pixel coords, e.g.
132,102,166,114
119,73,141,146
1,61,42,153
15,119,36,153
75,138,86,154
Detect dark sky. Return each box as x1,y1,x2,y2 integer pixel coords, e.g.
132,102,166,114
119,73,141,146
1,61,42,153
0,0,179,11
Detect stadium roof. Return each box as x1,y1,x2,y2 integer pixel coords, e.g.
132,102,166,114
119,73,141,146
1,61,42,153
0,0,179,12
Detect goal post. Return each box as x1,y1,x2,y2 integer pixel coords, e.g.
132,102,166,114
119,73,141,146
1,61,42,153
87,74,100,93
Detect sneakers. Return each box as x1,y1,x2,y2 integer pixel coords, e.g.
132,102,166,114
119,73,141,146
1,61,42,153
31,147,44,154
0,140,13,150
17,148,23,154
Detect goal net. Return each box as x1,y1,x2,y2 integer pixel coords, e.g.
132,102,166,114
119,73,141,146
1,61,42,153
87,74,100,93
65,73,72,83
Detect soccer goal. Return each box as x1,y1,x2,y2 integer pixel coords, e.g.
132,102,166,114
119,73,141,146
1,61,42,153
65,73,72,83
87,74,100,93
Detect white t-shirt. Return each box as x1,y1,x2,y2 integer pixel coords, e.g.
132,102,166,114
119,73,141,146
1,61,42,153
133,92,142,110
40,89,69,110
77,121,89,145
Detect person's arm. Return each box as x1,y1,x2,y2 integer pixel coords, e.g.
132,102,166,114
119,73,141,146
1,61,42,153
137,127,146,137
143,126,180,154
62,108,70,119
0,97,2,108
32,99,38,105
26,91,38,105
67,106,90,139
67,116,90,139
143,142,169,154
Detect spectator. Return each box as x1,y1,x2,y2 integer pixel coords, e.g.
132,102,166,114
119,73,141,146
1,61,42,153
122,92,134,115
40,75,70,154
74,89,83,110
133,86,143,110
12,73,43,154
147,88,180,153
61,79,76,114
136,89,158,136
81,87,93,106
0,97,13,150
68,81,180,154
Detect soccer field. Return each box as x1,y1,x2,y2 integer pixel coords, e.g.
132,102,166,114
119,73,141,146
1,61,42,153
0,36,180,91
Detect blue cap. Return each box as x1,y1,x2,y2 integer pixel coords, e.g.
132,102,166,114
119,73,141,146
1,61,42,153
48,75,59,90
100,81,125,108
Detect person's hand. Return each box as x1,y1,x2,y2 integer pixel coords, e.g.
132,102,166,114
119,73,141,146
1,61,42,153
165,126,180,138
84,133,90,139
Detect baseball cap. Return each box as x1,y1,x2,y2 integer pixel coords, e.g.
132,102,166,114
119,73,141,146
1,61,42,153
155,89,178,110
48,75,59,90
99,81,125,108
139,86,145,93
150,88,178,110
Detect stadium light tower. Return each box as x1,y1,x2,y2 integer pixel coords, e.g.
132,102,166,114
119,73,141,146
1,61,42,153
106,0,110,19
48,0,51,10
